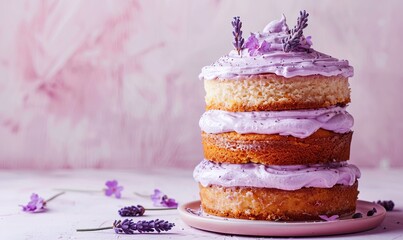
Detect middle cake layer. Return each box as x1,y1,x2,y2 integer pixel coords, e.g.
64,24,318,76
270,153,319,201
200,106,353,165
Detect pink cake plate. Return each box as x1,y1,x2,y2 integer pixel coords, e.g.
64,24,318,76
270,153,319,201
179,200,386,237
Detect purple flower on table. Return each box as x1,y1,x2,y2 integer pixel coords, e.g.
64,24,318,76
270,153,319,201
245,34,271,56
319,214,339,221
20,193,46,213
151,189,178,208
105,180,124,199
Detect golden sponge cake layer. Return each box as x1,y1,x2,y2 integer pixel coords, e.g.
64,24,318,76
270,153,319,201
204,74,350,111
199,182,359,221
202,129,352,165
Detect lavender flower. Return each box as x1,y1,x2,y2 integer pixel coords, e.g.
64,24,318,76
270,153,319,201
231,16,245,55
319,215,339,221
282,10,309,52
20,193,46,213
77,219,175,234
119,205,177,217
105,180,124,199
114,219,175,234
20,192,65,213
376,200,395,211
119,205,146,217
151,189,178,208
245,34,271,56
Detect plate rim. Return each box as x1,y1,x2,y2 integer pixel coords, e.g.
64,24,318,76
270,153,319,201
178,200,386,237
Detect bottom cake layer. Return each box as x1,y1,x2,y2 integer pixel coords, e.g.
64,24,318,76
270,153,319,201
199,182,359,221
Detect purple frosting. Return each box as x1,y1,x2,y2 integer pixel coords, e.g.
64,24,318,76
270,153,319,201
193,160,361,191
199,15,354,80
199,106,353,138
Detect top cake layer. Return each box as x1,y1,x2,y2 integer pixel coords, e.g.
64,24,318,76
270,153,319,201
199,15,353,80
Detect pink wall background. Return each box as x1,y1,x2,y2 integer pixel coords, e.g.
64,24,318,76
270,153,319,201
0,0,402,169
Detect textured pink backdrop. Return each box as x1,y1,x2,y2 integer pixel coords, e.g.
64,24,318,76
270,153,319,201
0,0,402,169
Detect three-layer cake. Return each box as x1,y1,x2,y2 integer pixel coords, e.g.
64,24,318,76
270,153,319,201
193,12,360,221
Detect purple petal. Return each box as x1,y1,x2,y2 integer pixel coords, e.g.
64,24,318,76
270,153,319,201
114,186,124,198
245,34,259,52
105,180,118,188
258,40,271,53
306,36,312,46
36,199,45,210
114,191,122,199
151,189,162,201
30,193,38,200
21,193,46,213
162,198,178,208
105,188,114,196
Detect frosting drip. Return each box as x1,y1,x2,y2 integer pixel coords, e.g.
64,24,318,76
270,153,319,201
199,106,353,138
199,15,354,80
193,159,361,191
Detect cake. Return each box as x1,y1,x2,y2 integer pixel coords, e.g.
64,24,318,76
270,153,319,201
193,11,361,221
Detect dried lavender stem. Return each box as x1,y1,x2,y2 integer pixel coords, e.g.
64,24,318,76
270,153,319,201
45,191,65,203
145,207,177,210
134,192,150,198
77,226,113,232
53,188,102,193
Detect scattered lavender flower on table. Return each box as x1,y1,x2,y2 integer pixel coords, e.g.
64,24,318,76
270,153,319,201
114,219,175,234
20,192,65,213
151,189,178,208
245,34,271,56
352,212,363,219
376,200,395,211
367,207,377,216
319,215,339,221
20,193,45,213
231,16,245,55
105,180,124,199
119,205,177,217
77,219,175,234
282,10,309,52
119,205,146,217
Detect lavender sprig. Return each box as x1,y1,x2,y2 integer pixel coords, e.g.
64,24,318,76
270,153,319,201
282,10,309,52
114,219,174,233
119,205,146,217
375,200,395,211
232,16,245,55
20,192,65,213
119,205,176,217
77,219,175,234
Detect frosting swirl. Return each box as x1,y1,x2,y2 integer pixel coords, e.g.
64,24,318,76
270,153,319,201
199,106,353,138
199,15,354,80
193,160,361,191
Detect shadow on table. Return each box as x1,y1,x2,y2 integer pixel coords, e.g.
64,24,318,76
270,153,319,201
325,210,403,239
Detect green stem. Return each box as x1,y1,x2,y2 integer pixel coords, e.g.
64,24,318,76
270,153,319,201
76,226,113,232
145,207,177,210
45,192,65,203
134,192,150,198
53,188,102,193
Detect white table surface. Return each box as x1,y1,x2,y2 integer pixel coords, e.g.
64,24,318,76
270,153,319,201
0,168,402,240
